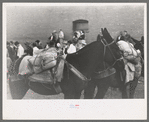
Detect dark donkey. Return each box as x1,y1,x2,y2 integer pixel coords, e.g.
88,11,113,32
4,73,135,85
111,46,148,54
84,28,138,99
8,28,124,99
59,28,124,99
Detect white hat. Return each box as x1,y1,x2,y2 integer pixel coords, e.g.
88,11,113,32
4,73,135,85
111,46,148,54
57,43,61,47
137,49,141,54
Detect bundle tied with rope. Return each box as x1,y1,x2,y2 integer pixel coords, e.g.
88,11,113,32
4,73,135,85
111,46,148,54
27,48,59,84
117,40,143,65
28,48,57,74
117,40,143,79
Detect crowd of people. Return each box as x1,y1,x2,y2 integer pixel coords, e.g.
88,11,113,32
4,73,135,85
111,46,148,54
45,29,87,55
7,29,144,81
7,41,24,62
7,29,87,75
116,30,144,83
7,29,144,64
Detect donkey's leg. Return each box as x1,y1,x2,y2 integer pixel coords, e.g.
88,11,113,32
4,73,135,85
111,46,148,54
84,80,96,99
63,86,75,99
119,70,128,99
95,79,110,99
60,80,75,99
121,84,128,99
74,91,82,99
129,78,138,98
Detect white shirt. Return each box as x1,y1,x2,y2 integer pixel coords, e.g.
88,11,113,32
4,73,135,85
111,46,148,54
33,47,39,56
59,31,64,39
67,44,76,54
17,44,24,58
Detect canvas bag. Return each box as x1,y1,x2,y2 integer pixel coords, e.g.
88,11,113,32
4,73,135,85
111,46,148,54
117,40,139,64
28,48,57,74
19,56,34,75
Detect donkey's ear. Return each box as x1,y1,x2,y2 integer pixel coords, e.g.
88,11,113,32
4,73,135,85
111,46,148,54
103,28,108,37
104,28,108,33
101,28,104,35
102,28,113,42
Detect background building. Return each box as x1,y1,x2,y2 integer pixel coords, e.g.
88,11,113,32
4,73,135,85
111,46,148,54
6,4,144,48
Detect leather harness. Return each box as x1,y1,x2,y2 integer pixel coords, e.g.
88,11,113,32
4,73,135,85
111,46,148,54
58,39,123,82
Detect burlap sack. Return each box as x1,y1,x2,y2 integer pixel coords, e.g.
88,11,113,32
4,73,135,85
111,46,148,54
19,56,34,75
28,48,57,74
28,70,54,84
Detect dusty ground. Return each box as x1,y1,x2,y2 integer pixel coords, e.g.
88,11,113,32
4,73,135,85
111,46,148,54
7,77,144,99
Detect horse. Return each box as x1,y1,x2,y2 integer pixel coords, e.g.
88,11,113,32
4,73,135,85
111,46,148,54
8,28,124,99
84,63,140,99
84,28,142,99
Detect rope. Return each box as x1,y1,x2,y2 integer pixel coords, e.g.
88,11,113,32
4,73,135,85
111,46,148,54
127,41,144,64
41,83,52,90
100,38,123,72
60,56,91,81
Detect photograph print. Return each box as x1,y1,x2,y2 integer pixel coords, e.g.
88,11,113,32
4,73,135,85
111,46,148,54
5,3,146,100
3,2,147,120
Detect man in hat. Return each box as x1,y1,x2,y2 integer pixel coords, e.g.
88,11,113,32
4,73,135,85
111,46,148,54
51,30,59,47
14,41,24,58
124,30,135,45
62,40,68,54
7,41,17,62
67,40,77,54
58,29,65,48
35,40,43,49
79,30,85,40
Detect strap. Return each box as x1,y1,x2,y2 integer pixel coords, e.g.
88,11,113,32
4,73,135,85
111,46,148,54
60,57,91,81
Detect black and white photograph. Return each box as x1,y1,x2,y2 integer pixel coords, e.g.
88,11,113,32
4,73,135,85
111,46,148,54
3,3,147,120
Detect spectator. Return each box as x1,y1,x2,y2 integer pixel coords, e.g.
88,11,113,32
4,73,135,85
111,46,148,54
117,31,125,42
79,30,85,40
24,42,33,56
51,30,59,47
124,31,135,45
35,40,43,49
32,42,39,56
58,29,65,48
62,40,68,55
67,40,77,54
7,41,17,62
76,39,87,51
48,41,55,48
14,41,24,58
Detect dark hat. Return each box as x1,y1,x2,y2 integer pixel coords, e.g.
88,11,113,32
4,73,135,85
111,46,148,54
14,41,19,46
35,40,40,43
32,42,37,47
48,41,55,47
10,41,14,44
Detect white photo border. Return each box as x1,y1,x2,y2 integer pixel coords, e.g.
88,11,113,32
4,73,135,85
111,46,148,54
3,3,147,120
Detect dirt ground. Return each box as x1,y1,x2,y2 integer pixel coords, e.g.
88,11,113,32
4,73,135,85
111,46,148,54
7,77,144,99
